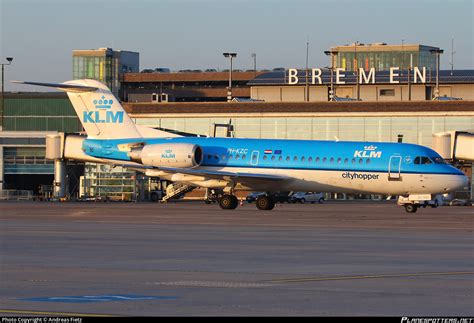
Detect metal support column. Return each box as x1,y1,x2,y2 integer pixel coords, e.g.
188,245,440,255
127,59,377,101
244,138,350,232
54,159,67,199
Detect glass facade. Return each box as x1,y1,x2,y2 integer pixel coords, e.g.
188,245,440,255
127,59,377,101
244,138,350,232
72,48,139,98
3,147,53,174
134,116,474,148
336,48,436,72
73,55,115,90
82,164,136,200
4,97,81,132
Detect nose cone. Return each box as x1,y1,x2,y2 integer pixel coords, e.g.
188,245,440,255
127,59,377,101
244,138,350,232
458,174,470,191
447,174,470,193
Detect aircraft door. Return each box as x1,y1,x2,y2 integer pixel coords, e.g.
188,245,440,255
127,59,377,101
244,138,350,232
388,155,402,180
250,150,259,166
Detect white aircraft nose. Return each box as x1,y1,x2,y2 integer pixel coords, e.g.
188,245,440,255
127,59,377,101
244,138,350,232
446,175,470,192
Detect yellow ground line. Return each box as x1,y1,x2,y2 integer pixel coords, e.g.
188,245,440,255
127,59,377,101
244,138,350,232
0,309,117,317
267,271,474,284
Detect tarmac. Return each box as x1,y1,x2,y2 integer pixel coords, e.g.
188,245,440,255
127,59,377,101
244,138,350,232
0,200,473,316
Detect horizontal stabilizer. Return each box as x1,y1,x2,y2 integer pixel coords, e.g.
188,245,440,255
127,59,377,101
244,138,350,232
11,81,98,93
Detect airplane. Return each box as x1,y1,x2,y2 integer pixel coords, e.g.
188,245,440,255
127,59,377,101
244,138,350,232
13,79,469,213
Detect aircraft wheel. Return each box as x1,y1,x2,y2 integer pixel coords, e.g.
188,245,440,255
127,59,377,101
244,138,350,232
219,194,238,210
404,204,417,213
256,195,275,210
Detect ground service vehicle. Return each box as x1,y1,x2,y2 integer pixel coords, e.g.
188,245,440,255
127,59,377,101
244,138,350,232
290,192,324,204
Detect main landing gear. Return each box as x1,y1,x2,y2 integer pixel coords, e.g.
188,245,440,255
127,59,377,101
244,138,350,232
218,194,276,210
255,195,275,210
218,194,239,210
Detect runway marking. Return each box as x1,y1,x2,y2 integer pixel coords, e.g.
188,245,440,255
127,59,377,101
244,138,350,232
20,294,178,303
148,281,273,288
0,309,115,317
266,271,474,284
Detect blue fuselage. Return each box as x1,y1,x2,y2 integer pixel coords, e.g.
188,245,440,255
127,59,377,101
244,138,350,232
83,136,464,177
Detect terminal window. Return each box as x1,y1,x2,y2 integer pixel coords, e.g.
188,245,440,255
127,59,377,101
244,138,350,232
380,89,395,96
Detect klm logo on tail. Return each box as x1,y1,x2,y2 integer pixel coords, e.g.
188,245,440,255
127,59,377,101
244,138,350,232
83,96,124,124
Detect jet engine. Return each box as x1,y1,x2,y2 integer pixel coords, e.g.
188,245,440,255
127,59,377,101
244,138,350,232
129,143,203,168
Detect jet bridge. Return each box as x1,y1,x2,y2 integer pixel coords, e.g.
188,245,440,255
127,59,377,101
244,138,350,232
432,130,473,199
46,132,111,199
432,131,474,161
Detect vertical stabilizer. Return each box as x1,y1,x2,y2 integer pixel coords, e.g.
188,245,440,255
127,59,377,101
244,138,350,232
64,79,141,139
12,79,142,139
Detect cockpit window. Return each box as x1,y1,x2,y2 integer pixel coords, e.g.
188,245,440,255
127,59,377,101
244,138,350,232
432,157,447,164
414,156,432,165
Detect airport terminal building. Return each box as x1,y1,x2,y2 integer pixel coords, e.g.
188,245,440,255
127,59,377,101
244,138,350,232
0,44,473,200
1,95,473,200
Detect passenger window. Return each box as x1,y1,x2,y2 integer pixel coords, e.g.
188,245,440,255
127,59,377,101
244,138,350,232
322,157,327,163
235,155,240,160
337,158,342,164
252,154,257,161
301,157,305,162
352,158,356,164
271,156,275,161
308,157,313,162
286,156,290,161
263,155,267,160
359,159,363,164
366,159,371,164
344,158,349,164
278,156,283,161
242,154,246,160
315,157,320,163
330,157,334,163
293,156,298,162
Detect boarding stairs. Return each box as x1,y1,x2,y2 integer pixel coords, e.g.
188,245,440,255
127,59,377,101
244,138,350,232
161,183,196,203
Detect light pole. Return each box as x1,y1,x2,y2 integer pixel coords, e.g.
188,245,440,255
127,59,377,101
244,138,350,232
223,52,237,102
429,49,444,99
324,50,338,101
408,53,412,101
354,41,360,100
1,57,13,130
251,53,257,78
305,41,309,102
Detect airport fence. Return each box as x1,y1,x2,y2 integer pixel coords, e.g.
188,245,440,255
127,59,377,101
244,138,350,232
0,190,34,201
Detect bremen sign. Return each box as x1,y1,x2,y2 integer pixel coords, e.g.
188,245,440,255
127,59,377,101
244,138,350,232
287,67,427,85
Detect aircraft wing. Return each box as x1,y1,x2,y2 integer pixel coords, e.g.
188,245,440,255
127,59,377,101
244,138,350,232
158,166,288,181
119,164,288,182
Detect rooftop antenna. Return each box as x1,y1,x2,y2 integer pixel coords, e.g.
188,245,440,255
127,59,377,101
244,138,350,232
450,38,456,76
305,36,310,102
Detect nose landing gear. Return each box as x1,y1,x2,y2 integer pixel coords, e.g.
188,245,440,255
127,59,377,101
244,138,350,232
404,204,418,213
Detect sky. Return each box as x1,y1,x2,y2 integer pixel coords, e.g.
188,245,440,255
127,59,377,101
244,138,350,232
1,0,473,91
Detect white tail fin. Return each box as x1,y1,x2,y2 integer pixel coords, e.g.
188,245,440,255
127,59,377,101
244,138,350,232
12,79,142,139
